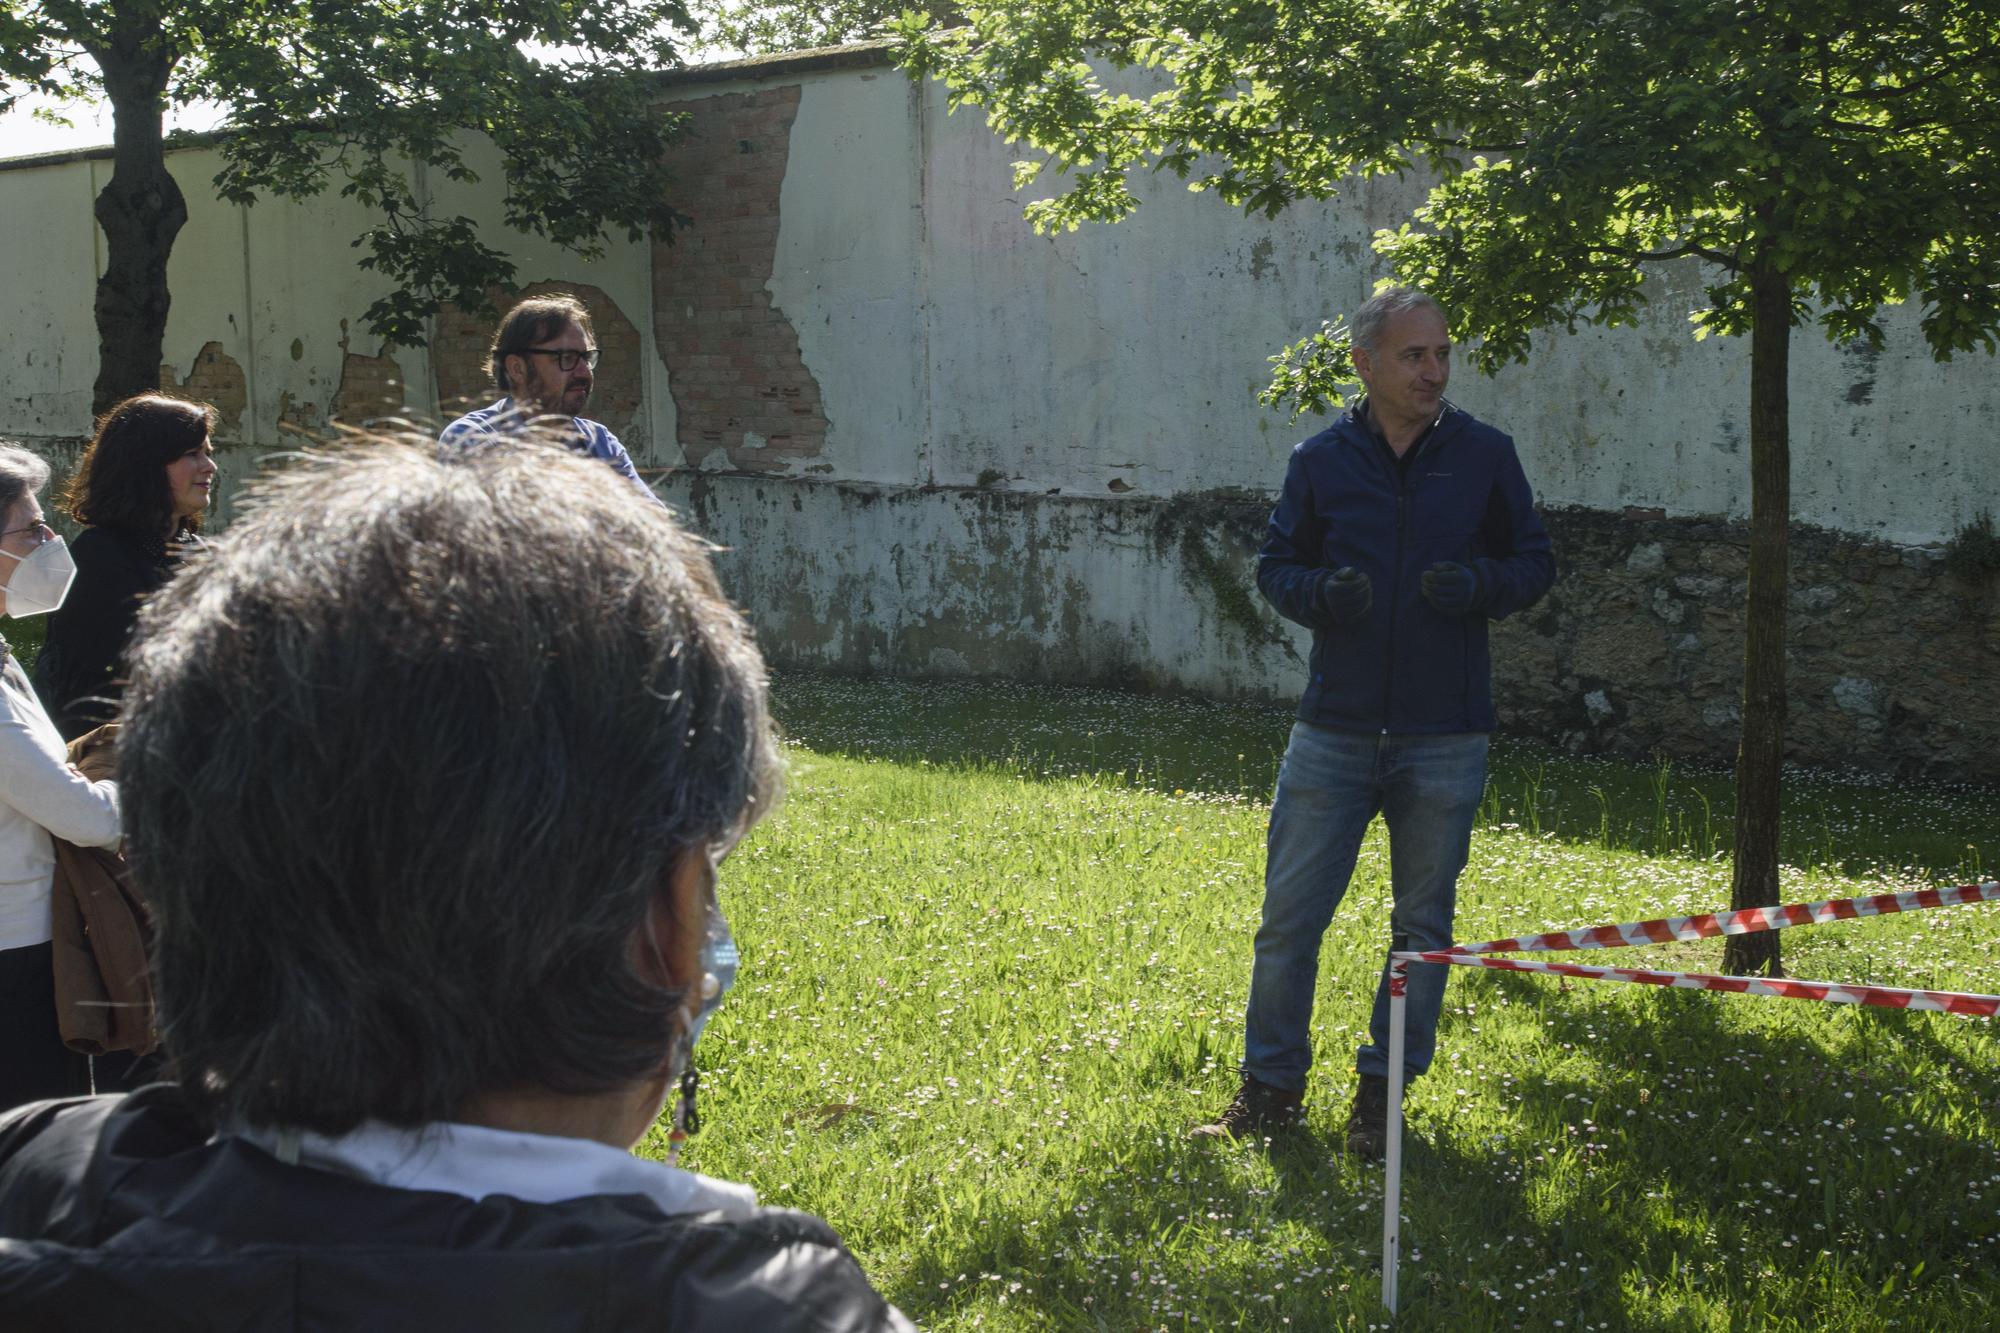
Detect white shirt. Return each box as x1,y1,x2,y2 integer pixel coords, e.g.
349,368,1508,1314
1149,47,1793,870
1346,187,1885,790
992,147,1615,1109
0,651,121,951
233,1118,760,1218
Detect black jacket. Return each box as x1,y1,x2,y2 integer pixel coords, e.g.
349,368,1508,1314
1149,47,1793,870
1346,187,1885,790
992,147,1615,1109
1258,401,1555,733
32,526,187,741
0,1087,915,1332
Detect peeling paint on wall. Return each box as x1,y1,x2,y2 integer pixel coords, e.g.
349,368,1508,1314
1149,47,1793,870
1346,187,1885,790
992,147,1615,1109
159,341,247,438
1842,340,1880,407
654,86,828,472
275,389,322,438
1246,237,1277,281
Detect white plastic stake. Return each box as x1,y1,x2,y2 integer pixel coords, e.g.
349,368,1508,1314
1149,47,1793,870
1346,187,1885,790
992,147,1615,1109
1382,955,1408,1315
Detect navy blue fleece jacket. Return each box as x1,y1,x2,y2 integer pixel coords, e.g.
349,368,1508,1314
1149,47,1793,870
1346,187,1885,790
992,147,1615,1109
1258,400,1555,734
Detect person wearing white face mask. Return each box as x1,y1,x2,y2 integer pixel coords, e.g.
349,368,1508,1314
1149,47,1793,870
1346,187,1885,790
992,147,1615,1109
0,445,122,1113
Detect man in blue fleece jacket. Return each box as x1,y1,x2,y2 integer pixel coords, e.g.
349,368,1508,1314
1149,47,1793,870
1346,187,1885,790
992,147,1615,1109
1195,287,1555,1156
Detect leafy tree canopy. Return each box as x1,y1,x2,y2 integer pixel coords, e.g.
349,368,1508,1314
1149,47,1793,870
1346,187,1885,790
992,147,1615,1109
899,0,2000,414
0,0,692,357
688,0,957,57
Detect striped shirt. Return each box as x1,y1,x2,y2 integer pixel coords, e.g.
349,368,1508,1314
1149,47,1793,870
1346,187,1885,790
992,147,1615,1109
439,399,662,506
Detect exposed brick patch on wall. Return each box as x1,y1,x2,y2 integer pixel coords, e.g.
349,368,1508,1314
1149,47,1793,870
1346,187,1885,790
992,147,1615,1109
275,390,323,438
330,324,407,426
431,298,503,417
330,352,405,425
654,86,827,472
432,281,643,443
1493,507,2000,781
159,341,247,439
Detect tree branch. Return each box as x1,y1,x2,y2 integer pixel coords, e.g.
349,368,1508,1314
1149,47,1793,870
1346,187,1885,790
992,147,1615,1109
1827,113,2000,137
1591,240,1741,269
1840,54,1997,104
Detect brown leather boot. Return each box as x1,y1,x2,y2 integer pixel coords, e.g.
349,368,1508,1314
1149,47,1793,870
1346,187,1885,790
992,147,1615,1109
1190,1075,1305,1139
1343,1073,1398,1160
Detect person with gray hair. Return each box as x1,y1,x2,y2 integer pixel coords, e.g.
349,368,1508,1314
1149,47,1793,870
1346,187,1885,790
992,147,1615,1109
1346,287,1444,363
0,436,911,1332
1195,286,1555,1156
0,444,123,1113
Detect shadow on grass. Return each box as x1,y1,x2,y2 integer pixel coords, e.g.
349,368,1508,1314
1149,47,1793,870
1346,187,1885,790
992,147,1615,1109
884,1114,1388,1330
1385,971,2000,1329
879,969,2000,1331
770,669,1999,880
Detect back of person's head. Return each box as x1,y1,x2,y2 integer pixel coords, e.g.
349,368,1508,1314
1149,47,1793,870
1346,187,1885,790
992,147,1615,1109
66,393,217,536
489,294,596,395
118,435,780,1134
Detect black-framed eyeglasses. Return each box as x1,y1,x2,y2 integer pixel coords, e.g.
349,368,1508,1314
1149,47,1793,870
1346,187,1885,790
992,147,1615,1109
519,347,601,372
0,520,54,544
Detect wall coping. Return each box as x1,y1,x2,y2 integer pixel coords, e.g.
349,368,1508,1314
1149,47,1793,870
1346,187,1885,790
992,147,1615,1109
649,39,896,90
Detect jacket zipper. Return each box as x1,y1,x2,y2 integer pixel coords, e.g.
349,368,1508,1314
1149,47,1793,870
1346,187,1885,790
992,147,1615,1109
1378,406,1450,735
1381,452,1407,735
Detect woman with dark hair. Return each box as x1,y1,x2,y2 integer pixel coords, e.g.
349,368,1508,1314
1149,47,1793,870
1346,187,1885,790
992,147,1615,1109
33,393,217,740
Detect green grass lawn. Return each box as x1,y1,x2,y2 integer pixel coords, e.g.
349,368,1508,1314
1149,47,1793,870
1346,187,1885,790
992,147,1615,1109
660,675,2000,1331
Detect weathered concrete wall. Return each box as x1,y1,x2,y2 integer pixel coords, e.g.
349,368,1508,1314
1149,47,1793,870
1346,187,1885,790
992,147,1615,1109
0,136,659,462
667,472,1290,697
3,45,1997,778
666,472,2000,782
710,56,1997,546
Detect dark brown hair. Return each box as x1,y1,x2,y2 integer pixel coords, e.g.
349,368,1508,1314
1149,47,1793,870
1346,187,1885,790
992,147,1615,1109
488,294,597,395
65,393,217,538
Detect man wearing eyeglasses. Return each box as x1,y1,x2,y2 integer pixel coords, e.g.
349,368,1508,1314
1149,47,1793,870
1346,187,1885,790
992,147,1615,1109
440,294,660,503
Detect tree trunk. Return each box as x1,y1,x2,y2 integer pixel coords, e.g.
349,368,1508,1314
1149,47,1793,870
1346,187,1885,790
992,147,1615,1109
90,27,186,416
1721,263,1791,977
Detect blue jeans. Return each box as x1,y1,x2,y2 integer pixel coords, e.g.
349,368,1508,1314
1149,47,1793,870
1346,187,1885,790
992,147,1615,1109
1242,723,1488,1090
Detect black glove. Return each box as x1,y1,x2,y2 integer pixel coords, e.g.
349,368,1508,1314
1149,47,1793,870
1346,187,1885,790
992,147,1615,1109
1420,561,1483,616
1319,566,1372,624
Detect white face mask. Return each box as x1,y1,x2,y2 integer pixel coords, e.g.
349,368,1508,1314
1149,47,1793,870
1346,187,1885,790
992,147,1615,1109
0,535,77,618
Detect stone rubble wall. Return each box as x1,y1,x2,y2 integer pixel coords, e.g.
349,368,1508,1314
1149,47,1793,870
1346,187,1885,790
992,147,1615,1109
1495,510,1999,782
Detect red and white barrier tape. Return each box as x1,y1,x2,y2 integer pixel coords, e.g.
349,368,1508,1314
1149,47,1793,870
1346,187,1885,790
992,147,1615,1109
1393,950,2000,1017
1451,880,2000,957
1379,879,2000,1315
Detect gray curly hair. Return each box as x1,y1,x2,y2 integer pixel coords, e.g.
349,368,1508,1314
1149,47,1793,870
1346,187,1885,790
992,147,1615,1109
120,432,780,1133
